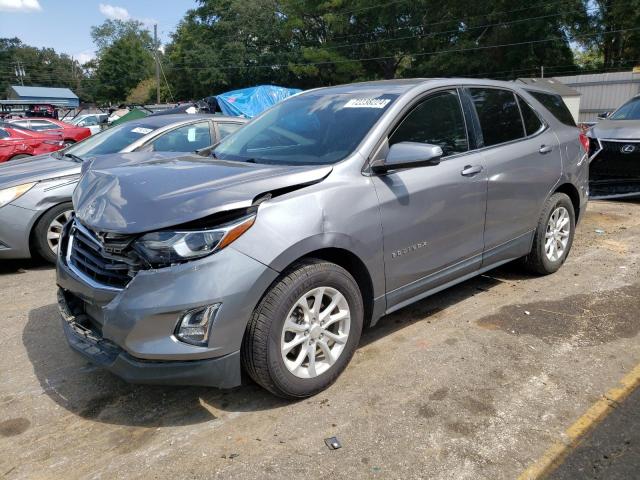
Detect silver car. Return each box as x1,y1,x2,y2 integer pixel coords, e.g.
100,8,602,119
0,114,246,263
57,79,589,398
586,94,640,199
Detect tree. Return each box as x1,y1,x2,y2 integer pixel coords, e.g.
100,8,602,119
126,77,156,104
583,0,640,70
89,20,155,104
0,37,85,98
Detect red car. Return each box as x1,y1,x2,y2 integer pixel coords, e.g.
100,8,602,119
9,117,91,145
0,123,65,163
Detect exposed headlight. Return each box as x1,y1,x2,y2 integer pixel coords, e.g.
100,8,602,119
133,214,256,266
0,182,36,208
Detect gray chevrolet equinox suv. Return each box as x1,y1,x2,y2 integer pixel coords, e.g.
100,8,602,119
57,79,588,398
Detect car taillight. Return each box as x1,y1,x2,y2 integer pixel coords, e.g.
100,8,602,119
579,133,590,153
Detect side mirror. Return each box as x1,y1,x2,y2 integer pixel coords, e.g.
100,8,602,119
597,112,611,120
372,142,443,174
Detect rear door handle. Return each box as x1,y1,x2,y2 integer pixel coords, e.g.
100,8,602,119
461,165,483,176
539,145,553,154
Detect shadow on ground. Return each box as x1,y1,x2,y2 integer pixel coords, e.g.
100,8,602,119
0,257,52,275
23,263,527,428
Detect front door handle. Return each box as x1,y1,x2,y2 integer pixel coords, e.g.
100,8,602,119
461,165,483,176
539,145,553,154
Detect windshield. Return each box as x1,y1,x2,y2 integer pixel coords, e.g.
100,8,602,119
60,121,158,159
610,97,640,120
213,91,398,165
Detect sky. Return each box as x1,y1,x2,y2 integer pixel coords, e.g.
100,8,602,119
0,0,197,63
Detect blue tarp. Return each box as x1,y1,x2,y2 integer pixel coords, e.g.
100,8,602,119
216,85,301,118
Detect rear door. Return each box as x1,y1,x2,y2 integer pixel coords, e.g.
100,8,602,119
464,87,562,265
371,88,488,308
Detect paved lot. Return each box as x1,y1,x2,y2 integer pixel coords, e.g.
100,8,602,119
1,200,639,480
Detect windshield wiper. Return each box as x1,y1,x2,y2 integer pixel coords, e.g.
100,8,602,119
63,153,85,163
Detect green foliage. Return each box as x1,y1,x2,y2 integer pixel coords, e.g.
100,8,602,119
90,20,155,104
3,0,639,104
164,0,595,98
0,37,84,99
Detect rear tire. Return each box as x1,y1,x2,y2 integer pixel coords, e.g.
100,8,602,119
33,202,74,264
523,193,575,275
242,259,363,399
63,140,75,147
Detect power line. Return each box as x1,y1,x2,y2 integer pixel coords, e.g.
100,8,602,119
158,26,640,72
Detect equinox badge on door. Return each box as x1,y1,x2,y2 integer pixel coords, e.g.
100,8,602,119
391,241,428,259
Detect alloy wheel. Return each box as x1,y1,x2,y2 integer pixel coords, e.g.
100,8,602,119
545,206,570,262
46,209,73,255
280,287,351,379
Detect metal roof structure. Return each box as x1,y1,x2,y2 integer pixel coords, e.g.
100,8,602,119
554,71,640,122
6,85,79,107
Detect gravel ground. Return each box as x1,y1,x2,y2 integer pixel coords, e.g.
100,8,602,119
1,200,639,480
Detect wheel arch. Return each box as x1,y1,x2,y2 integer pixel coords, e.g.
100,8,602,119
28,200,73,256
554,182,581,222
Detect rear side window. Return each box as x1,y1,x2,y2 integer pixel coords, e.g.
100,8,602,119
217,122,242,140
517,96,545,136
151,121,212,152
527,91,576,126
389,90,468,157
468,88,525,147
29,120,58,131
0,128,8,139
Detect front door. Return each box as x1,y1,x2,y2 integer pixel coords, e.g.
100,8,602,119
371,89,488,309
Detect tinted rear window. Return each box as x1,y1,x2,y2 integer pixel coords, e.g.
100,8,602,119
527,91,576,126
468,88,525,147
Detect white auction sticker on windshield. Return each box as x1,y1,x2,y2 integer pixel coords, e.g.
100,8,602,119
131,127,153,134
344,98,391,109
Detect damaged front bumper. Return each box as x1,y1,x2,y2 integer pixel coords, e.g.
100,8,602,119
56,221,280,388
588,138,640,199
59,288,242,387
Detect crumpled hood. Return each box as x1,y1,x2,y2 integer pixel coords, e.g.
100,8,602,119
73,152,332,233
0,154,79,188
590,120,640,140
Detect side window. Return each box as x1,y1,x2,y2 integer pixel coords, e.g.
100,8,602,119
527,90,576,126
217,123,242,140
517,96,545,136
12,120,30,129
82,116,98,126
468,88,525,147
151,122,212,152
389,90,468,157
0,128,8,139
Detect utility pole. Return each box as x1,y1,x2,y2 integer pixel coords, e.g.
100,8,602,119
154,24,160,104
14,61,25,86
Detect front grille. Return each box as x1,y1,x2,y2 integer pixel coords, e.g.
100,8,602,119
600,140,640,154
590,140,640,181
66,221,140,289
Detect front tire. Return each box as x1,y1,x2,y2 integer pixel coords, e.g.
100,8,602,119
523,193,575,275
33,202,74,263
242,259,363,399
